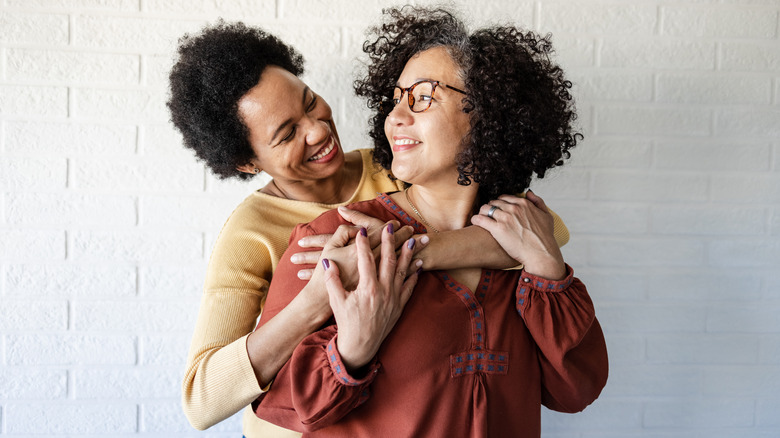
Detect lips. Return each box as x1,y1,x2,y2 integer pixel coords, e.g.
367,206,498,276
392,136,421,152
307,137,337,162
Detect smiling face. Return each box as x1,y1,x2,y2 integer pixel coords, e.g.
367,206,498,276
237,66,344,186
384,46,471,189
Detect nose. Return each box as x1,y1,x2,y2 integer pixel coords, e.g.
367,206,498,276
303,115,330,146
386,99,414,126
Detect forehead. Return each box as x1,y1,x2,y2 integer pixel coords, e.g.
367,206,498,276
237,66,305,137
398,46,462,86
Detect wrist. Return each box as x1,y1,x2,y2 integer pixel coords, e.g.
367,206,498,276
522,257,566,281
291,284,332,327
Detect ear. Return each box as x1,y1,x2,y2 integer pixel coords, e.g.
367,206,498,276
236,163,262,175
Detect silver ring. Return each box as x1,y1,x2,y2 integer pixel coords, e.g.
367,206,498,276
487,205,499,219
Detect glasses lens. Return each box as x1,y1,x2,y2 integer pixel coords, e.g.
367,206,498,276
392,87,403,106
410,81,434,112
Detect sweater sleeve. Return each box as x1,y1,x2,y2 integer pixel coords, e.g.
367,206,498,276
515,265,608,413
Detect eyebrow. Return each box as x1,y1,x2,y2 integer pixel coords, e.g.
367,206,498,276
269,86,311,145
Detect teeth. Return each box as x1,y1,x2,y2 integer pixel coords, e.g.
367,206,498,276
395,139,421,146
308,139,334,161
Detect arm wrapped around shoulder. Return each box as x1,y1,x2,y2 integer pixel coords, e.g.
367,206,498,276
516,265,609,413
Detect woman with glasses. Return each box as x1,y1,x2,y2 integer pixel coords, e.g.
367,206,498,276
169,20,570,437
251,6,608,437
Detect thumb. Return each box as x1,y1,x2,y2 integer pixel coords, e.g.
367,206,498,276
337,206,371,227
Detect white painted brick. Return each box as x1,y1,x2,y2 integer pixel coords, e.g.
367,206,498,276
72,88,168,121
0,157,67,191
0,300,67,330
647,270,763,301
569,70,653,102
597,303,707,333
264,23,341,59
454,1,535,26
73,15,201,52
4,121,137,156
722,42,780,72
7,49,140,85
301,58,357,105
143,54,174,89
663,5,778,38
73,300,198,332
551,35,596,69
7,0,138,10
541,3,657,35
708,302,780,333
139,334,190,366
542,400,642,430
762,335,780,364
0,369,67,399
657,73,771,104
569,138,653,169
715,108,780,138
206,171,268,195
596,106,711,136
558,235,588,267
140,123,189,157
145,0,274,16
5,403,137,434
142,401,243,433
70,230,203,262
643,399,755,428
607,365,702,396
139,265,203,299
655,140,771,172
75,368,179,398
603,334,646,365
591,237,706,266
71,159,204,193
141,195,242,229
651,205,766,235
0,229,65,262
601,38,716,70
711,174,780,203
757,399,780,427
6,193,136,226
708,240,780,268
5,263,137,298
552,203,649,235
592,171,709,202
575,270,647,301
703,365,780,397
0,11,68,45
529,169,590,200
647,334,759,364
0,85,68,117
6,334,136,365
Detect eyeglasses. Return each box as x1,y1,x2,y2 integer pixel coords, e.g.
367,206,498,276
392,80,467,113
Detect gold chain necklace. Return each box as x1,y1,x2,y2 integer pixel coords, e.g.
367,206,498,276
404,188,440,233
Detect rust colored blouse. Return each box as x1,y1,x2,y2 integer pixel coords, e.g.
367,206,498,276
253,194,608,437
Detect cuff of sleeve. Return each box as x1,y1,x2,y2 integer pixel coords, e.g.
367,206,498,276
519,264,574,292
326,335,380,387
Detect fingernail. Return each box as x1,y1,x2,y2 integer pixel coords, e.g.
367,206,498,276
338,206,347,211
407,238,415,250
322,259,330,270
420,235,430,245
290,254,300,263
415,259,423,267
297,239,305,246
387,223,394,234
416,266,423,275
360,227,367,237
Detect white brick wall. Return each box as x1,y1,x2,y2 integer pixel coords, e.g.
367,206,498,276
1,0,778,436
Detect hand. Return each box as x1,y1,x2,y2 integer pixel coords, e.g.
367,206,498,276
471,190,566,280
322,224,420,372
291,207,419,281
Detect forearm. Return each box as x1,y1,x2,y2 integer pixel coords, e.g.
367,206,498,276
248,283,331,387
415,225,518,270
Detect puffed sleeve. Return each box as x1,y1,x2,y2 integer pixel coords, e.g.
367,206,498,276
516,265,609,413
252,326,380,432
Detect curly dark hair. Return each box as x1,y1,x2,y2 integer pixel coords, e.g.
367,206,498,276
167,20,305,180
354,6,582,203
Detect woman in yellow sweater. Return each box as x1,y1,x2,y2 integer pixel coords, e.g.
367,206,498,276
167,21,569,437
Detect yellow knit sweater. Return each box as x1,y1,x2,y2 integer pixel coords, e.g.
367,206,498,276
182,148,570,437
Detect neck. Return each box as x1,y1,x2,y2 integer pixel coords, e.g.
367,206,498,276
264,152,360,204
404,182,478,232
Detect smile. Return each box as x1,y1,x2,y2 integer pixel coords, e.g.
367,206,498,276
308,138,335,161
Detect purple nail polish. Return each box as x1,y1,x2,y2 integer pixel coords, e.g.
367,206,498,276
360,227,367,237
416,267,423,275
322,259,330,270
407,238,415,250
387,223,394,234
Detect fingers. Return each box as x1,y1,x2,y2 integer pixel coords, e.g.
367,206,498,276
338,207,398,248
290,250,322,265
324,224,360,250
354,227,378,288
394,236,422,292
377,223,398,288
522,189,549,213
297,233,334,249
322,258,347,306
296,268,315,280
